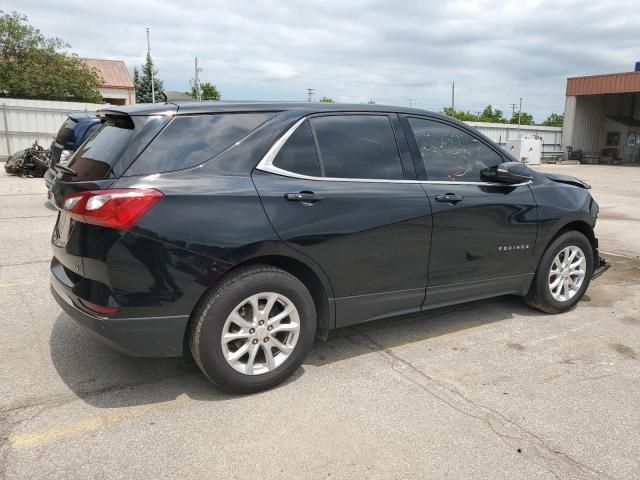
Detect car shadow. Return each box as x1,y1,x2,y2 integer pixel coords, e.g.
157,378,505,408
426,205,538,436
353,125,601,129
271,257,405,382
49,295,539,409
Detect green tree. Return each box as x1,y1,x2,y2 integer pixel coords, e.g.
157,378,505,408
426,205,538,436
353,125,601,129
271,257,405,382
367,99,376,104
478,105,507,123
543,113,563,127
442,106,479,122
319,96,335,103
0,11,102,102
510,111,534,125
134,52,164,103
188,81,220,101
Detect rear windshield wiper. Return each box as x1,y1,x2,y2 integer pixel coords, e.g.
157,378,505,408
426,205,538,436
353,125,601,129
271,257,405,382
53,163,78,177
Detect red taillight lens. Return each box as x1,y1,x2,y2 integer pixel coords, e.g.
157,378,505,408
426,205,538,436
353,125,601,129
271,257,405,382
77,299,120,316
62,189,163,231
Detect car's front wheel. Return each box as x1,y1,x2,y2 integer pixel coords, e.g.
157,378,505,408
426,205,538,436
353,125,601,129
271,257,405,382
190,265,316,393
525,230,594,313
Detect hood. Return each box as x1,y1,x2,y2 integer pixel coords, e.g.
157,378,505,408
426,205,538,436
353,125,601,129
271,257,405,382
543,172,591,189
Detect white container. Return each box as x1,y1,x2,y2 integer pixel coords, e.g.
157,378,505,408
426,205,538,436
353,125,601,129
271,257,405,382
505,138,542,165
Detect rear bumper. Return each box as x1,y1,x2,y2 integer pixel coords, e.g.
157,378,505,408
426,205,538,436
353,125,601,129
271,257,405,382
50,273,189,357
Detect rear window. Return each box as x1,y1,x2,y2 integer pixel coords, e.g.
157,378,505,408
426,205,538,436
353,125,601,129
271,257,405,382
56,117,78,144
126,112,275,176
65,115,169,182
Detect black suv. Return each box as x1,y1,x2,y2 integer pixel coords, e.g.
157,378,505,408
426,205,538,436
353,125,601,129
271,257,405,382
49,102,607,393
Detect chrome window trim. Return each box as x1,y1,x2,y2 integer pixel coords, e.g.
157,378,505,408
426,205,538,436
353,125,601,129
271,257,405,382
255,115,532,187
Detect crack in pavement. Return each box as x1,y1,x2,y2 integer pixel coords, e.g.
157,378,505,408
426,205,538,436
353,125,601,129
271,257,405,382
349,331,616,480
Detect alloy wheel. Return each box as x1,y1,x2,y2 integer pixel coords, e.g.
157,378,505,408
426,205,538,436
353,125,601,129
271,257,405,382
221,292,300,375
548,245,586,302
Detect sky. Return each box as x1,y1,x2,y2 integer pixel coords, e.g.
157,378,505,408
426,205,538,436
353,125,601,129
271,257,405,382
7,0,640,122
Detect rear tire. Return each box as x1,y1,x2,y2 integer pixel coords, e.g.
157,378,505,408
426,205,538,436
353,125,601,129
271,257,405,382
525,230,594,313
190,265,316,394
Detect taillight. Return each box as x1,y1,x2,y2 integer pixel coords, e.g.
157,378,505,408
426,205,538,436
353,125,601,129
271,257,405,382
62,188,163,231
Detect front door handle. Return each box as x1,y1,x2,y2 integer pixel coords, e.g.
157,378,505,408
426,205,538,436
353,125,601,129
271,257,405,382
284,191,324,203
434,193,463,204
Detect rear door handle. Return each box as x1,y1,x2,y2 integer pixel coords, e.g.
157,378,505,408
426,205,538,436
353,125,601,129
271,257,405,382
434,193,463,204
284,191,324,203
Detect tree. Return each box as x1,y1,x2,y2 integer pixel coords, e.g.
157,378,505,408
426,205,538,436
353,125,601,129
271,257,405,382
543,113,563,127
510,111,534,125
367,100,376,104
134,52,164,103
0,11,102,102
319,96,335,103
478,105,507,123
188,81,220,101
442,106,479,122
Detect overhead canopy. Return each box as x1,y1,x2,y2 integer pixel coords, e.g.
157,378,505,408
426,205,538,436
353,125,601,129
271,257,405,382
567,71,640,96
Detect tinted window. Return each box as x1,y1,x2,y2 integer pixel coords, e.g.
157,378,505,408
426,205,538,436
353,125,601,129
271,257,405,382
273,121,321,176
56,117,78,144
408,117,503,182
65,115,169,182
128,112,275,175
311,115,403,180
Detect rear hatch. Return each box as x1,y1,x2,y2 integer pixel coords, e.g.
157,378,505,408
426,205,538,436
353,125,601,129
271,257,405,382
50,109,172,314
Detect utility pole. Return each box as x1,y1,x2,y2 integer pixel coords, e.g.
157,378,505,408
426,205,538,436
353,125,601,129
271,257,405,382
146,27,155,103
306,88,314,102
194,56,202,101
451,81,455,110
509,103,517,117
517,97,522,137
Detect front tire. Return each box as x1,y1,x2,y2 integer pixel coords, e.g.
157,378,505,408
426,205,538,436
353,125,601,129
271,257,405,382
525,230,594,313
190,265,316,394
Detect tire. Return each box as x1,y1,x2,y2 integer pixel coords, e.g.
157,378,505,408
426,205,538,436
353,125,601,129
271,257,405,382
190,265,316,394
525,230,594,313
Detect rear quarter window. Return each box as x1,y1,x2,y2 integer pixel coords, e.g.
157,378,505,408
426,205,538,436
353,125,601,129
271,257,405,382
126,112,276,176
56,117,78,144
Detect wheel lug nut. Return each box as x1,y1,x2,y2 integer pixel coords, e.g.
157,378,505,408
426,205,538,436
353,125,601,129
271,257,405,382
267,325,273,331
249,328,255,334
252,339,258,345
264,338,269,343
258,320,264,325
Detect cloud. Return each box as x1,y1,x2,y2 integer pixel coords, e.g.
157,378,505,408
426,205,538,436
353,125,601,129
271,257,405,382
7,0,640,121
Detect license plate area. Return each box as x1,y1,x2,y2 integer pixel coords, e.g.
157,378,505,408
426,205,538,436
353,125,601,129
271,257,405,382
52,212,73,247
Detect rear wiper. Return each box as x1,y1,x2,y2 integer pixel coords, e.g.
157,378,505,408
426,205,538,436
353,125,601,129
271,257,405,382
53,163,78,177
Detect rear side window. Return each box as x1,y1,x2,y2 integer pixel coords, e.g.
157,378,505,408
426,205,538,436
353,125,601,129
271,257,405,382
273,121,321,176
310,115,403,180
127,112,275,176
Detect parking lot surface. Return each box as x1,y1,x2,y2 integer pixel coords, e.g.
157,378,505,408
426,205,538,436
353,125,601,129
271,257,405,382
1,164,639,479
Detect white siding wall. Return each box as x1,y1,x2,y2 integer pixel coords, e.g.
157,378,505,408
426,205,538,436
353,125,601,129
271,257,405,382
0,98,107,160
465,121,563,156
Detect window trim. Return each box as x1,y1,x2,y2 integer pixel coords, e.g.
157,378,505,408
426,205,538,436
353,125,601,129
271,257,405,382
256,114,531,187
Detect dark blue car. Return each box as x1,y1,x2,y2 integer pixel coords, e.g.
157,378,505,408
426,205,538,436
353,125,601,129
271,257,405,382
44,113,101,190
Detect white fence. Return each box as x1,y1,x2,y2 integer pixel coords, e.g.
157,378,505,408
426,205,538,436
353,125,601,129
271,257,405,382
0,98,107,160
466,121,563,158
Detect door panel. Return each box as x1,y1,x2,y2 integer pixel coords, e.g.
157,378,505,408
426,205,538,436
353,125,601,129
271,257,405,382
422,182,538,287
252,172,432,326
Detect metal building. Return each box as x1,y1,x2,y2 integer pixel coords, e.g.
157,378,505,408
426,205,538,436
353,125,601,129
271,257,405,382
563,67,640,163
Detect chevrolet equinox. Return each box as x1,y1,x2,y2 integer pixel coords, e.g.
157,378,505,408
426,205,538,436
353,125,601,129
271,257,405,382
49,102,608,393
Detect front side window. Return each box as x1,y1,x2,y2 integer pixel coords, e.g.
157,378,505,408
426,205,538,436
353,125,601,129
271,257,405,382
407,117,503,182
310,115,404,180
127,112,275,176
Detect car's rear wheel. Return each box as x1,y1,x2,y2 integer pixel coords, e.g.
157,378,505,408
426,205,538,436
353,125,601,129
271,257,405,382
190,265,316,393
525,230,594,313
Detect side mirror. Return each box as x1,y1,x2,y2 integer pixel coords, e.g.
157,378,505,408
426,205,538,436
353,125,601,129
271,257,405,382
481,162,532,184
